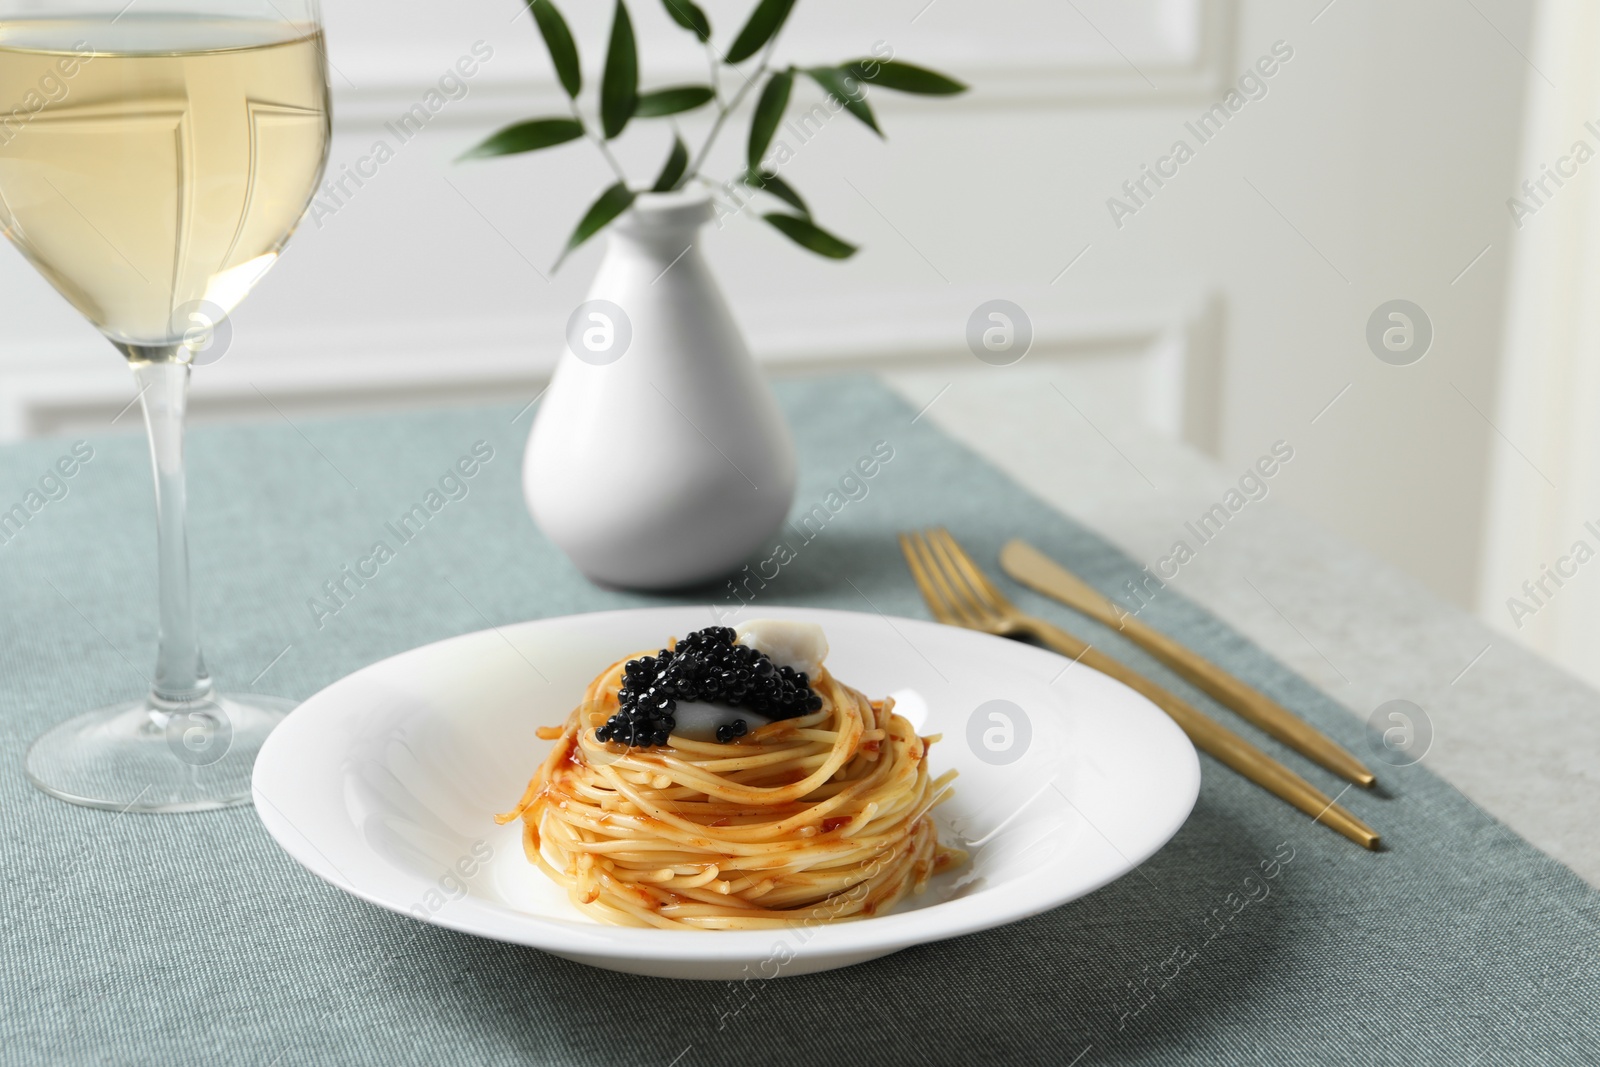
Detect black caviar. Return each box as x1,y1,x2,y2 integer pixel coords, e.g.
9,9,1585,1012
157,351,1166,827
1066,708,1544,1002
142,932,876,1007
595,626,824,747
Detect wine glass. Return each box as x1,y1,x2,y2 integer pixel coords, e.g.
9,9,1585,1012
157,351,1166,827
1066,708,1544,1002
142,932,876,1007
1,0,331,811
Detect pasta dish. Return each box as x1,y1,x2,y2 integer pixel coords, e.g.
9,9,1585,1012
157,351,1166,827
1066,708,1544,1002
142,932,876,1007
498,620,963,929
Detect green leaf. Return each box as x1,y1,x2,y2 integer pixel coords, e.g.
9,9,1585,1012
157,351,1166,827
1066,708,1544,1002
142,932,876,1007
660,0,710,41
526,0,581,98
803,66,881,136
845,58,966,95
743,168,807,216
762,212,856,259
635,85,715,117
747,69,792,167
557,182,636,269
653,135,689,191
600,0,638,139
725,0,796,64
457,117,584,160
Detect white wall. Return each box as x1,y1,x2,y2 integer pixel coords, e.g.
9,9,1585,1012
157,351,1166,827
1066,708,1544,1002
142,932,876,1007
1479,0,1600,689
0,0,1537,628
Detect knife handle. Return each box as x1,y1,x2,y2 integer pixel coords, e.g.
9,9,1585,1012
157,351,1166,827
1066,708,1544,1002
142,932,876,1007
1000,540,1376,789
1115,614,1375,788
1027,617,1380,851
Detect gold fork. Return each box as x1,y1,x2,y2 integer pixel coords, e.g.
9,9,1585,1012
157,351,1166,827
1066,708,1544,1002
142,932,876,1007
899,527,1380,851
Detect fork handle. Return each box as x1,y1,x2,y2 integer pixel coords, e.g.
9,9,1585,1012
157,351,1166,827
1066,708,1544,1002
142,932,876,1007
1027,618,1380,850
1120,619,1376,787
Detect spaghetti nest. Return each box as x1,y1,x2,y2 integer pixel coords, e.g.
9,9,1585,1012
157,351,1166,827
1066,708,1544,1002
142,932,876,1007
499,649,964,929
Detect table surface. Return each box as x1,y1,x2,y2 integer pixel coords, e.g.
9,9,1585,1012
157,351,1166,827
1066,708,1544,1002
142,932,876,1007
885,366,1600,888
4,374,1598,1067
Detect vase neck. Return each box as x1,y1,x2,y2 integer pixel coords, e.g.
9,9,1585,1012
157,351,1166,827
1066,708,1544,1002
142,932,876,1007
612,191,714,253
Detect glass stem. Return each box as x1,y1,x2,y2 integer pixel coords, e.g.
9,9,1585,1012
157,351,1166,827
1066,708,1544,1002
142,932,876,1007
129,350,213,706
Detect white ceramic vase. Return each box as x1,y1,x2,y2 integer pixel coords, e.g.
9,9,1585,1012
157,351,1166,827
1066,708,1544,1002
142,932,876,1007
523,191,797,590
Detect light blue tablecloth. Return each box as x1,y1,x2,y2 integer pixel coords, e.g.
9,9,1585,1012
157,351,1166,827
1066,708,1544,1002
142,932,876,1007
2,376,1595,1066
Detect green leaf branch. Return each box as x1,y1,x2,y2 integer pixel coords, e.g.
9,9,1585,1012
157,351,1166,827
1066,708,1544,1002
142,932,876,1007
461,0,966,268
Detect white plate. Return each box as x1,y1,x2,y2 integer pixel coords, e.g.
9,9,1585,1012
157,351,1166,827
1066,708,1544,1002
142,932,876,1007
253,606,1199,980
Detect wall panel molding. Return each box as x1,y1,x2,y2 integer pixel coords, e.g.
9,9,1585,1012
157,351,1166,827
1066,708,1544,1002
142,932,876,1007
328,0,1236,131
0,293,1226,447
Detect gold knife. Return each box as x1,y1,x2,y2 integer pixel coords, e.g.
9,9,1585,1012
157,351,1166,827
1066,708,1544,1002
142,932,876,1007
1000,539,1377,789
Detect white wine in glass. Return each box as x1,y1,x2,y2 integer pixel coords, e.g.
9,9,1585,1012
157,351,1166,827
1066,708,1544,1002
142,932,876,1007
3,2,330,812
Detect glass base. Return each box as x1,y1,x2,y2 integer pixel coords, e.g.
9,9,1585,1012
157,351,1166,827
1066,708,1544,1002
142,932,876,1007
24,693,295,813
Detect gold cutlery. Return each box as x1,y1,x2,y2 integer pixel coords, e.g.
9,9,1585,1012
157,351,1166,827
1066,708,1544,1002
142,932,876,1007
999,539,1377,789
898,528,1380,850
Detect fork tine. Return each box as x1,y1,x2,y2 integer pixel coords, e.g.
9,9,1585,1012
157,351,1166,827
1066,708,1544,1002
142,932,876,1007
934,527,1011,614
911,530,985,628
910,530,977,628
921,531,987,622
931,528,1015,616
898,532,958,626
